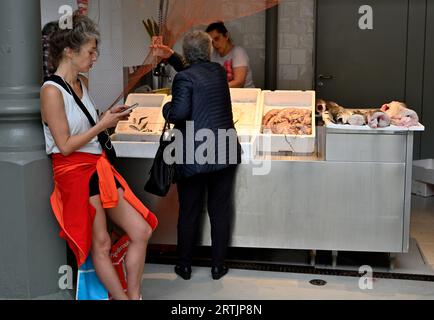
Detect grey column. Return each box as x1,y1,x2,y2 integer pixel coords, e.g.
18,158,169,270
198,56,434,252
0,0,67,299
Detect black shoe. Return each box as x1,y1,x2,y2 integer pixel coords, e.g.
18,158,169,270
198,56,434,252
211,266,228,280
174,265,191,280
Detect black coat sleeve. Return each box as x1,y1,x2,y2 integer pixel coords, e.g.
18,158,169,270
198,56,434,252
167,52,189,72
163,72,193,123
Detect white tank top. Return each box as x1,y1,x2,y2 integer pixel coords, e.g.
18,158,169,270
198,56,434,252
42,79,102,155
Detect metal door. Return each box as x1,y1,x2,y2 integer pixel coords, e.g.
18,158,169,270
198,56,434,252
421,1,434,159
316,0,409,107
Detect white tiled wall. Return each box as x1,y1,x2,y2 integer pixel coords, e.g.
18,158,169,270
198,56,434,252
41,0,316,110
225,12,267,89
88,0,124,112
121,0,160,68
278,0,315,90
41,0,125,112
164,0,316,90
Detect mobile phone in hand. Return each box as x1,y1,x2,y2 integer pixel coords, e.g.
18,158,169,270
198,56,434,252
123,103,139,113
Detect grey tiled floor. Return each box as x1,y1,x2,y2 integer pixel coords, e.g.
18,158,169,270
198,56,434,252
138,195,434,300
140,263,434,300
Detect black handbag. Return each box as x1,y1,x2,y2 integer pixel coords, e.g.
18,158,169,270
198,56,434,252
144,114,176,197
44,75,117,165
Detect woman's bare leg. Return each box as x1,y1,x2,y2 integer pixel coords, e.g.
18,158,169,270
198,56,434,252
107,189,153,300
89,195,129,300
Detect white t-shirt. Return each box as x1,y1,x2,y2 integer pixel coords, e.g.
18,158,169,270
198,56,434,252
211,46,255,88
42,79,102,155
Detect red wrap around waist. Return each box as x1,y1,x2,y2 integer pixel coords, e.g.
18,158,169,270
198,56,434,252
50,152,158,267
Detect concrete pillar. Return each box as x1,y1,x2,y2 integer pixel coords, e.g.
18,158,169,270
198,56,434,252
0,0,66,299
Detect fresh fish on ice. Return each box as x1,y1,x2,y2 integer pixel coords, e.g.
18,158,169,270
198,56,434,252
381,101,419,127
321,111,335,124
327,104,344,123
347,110,367,126
366,109,391,128
327,104,352,124
316,99,327,114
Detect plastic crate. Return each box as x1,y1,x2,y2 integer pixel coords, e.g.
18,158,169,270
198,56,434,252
113,94,167,142
412,180,434,197
412,159,434,197
230,88,262,143
257,90,316,154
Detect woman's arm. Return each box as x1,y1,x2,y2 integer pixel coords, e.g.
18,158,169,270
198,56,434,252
40,85,130,156
151,44,189,72
167,52,189,72
228,66,248,88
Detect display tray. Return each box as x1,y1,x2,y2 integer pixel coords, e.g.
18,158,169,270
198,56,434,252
112,121,163,142
113,93,168,142
324,119,425,132
257,90,316,153
112,141,159,159
230,88,262,141
112,139,254,161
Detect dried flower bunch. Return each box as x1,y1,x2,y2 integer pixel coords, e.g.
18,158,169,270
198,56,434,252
143,18,160,38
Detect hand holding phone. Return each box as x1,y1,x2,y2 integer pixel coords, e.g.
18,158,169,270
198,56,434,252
123,103,139,113
110,103,139,114
111,103,139,114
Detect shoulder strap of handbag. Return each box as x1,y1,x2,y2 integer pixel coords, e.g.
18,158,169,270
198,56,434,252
45,75,97,125
160,109,172,144
44,75,117,164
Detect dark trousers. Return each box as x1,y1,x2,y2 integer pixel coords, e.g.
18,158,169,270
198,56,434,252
176,165,237,268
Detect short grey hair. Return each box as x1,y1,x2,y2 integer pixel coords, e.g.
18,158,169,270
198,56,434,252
183,31,212,64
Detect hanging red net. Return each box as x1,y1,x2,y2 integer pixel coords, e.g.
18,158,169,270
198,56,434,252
164,0,281,48
77,0,88,15
107,0,281,109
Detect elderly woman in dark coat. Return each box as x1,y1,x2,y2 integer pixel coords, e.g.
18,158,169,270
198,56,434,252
162,31,241,280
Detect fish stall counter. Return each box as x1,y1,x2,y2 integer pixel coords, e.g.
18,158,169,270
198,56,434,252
111,90,424,267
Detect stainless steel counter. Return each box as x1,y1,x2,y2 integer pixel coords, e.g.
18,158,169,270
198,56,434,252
113,126,416,257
